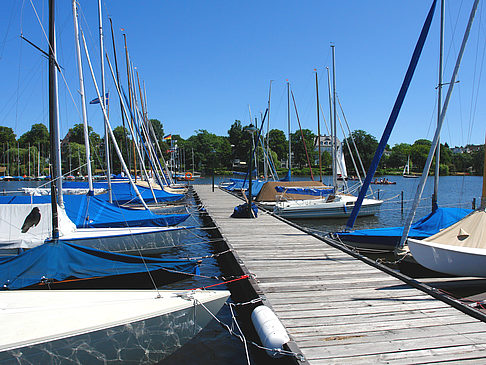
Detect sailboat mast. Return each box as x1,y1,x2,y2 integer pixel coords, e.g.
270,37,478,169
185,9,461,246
48,0,61,238
97,0,112,202
315,69,322,182
72,0,94,194
109,18,131,176
331,45,337,190
265,80,272,180
433,0,445,211
482,132,486,209
398,0,480,249
287,81,291,171
124,34,137,181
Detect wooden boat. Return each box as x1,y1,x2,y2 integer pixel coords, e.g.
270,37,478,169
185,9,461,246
0,289,229,363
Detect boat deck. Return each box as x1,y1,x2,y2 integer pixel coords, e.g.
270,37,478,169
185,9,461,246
194,184,486,364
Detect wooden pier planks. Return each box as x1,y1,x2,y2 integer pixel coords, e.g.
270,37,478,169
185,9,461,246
194,185,486,364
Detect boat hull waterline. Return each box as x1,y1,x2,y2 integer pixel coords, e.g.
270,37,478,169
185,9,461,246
408,238,486,277
274,195,383,219
0,289,230,363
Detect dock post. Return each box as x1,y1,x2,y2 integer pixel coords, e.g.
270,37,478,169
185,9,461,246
401,191,404,213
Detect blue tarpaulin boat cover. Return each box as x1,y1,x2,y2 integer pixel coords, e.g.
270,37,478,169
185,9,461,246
337,207,472,249
0,240,198,290
275,186,334,196
231,203,258,218
0,195,189,228
63,181,184,204
280,169,291,181
222,179,266,197
233,170,257,177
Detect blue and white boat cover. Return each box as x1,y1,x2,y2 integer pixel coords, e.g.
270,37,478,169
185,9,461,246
222,178,266,197
275,186,334,196
0,240,198,290
63,181,184,204
336,207,472,249
0,195,189,228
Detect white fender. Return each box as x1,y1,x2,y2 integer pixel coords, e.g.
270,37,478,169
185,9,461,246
251,305,290,358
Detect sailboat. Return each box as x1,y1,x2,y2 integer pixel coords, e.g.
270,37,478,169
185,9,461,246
402,0,482,275
332,0,479,253
408,142,485,276
403,155,419,178
273,47,383,219
0,240,199,290
0,194,190,228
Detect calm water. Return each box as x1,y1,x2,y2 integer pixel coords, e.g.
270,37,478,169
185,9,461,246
194,174,482,233
279,175,482,234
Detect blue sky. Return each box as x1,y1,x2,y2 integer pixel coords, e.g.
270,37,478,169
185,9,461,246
0,0,485,149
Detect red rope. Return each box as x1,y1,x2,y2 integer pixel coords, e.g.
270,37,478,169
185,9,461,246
188,274,249,291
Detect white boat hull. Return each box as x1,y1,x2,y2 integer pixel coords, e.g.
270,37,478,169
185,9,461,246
0,289,229,363
274,195,382,219
408,238,486,277
0,226,190,256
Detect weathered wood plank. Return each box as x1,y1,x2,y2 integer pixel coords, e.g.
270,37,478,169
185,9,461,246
194,185,486,364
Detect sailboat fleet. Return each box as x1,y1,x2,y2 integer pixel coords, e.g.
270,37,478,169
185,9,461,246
0,0,229,362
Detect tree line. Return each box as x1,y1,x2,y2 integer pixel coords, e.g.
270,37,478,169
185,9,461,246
0,119,483,177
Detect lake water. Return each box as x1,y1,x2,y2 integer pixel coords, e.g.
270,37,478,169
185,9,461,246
194,174,482,233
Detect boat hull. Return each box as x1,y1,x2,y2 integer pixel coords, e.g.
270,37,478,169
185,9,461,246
408,238,486,277
0,290,229,364
274,197,382,219
60,227,189,255
1,226,191,256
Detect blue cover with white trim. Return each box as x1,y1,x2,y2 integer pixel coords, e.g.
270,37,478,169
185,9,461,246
275,186,334,196
63,181,184,204
337,207,472,249
0,195,189,228
0,240,198,290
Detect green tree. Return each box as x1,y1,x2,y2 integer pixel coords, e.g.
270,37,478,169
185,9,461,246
111,126,132,173
388,143,412,170
345,130,379,173
0,126,17,145
290,129,317,169
227,120,253,163
470,146,484,175
186,130,231,172
18,123,49,148
410,139,432,171
268,129,287,161
149,119,164,141
66,123,101,145
61,142,86,176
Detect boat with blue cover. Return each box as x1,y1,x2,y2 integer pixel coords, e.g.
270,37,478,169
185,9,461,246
333,207,472,252
63,181,185,205
0,240,199,290
0,195,189,228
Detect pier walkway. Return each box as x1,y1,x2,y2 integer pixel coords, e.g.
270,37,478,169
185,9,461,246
194,185,486,364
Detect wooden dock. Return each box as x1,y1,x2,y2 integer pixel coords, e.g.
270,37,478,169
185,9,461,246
194,185,486,364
